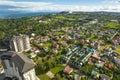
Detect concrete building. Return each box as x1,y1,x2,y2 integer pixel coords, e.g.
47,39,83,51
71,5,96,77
1,51,36,80
10,34,31,53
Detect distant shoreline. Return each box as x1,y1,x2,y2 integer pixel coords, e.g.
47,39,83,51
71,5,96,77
0,12,59,19
0,11,120,19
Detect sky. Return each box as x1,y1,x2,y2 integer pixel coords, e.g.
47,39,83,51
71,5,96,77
0,0,120,12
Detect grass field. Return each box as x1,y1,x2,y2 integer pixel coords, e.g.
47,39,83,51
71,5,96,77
38,74,50,80
116,45,120,53
106,22,120,29
55,16,76,21
51,64,64,74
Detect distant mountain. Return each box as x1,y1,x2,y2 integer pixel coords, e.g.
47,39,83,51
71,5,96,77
59,11,120,14
0,11,59,19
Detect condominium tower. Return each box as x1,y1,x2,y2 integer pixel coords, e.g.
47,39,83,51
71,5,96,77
10,34,31,53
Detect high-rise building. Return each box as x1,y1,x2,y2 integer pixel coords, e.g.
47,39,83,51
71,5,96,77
1,51,36,80
10,34,31,53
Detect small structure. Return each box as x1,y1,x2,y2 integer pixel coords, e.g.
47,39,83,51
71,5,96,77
29,52,37,58
99,74,110,80
46,71,54,79
74,74,80,80
113,57,120,67
64,66,73,74
91,68,99,78
96,60,105,67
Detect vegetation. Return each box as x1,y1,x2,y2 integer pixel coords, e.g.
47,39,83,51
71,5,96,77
50,64,64,74
106,22,120,29
80,62,96,75
0,12,120,80
115,45,120,53
38,74,50,80
113,67,120,80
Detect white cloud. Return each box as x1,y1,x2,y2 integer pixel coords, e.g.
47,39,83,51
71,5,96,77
0,0,120,12
0,1,52,8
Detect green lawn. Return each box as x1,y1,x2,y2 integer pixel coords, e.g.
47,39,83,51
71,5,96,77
44,42,51,48
55,31,65,35
50,64,64,74
24,52,31,56
105,44,112,48
38,74,50,80
115,45,120,53
55,16,76,21
106,22,120,29
88,34,96,40
56,54,63,59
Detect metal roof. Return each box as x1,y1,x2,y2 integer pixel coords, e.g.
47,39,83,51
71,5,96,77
1,51,35,73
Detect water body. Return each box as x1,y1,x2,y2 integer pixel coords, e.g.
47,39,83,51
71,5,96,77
0,11,59,19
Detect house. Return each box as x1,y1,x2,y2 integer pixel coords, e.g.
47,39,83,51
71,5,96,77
96,60,105,67
40,36,50,42
88,57,97,65
52,49,58,54
31,33,35,37
52,42,59,49
64,66,73,74
113,57,120,67
89,19,98,24
92,51,100,60
91,68,99,78
74,74,80,80
46,71,54,79
29,52,37,58
105,63,112,68
99,74,110,80
60,40,68,46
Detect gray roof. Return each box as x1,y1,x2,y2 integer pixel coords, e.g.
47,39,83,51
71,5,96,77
100,74,110,80
1,51,35,73
114,57,120,67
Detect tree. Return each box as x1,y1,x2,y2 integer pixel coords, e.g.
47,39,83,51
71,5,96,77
0,31,5,40
113,67,120,80
55,74,61,80
35,61,46,75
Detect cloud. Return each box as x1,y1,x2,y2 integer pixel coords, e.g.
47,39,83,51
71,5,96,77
0,0,120,12
0,1,52,8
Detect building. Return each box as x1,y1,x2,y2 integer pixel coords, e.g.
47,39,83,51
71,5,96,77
113,57,120,67
1,51,36,80
64,66,73,74
10,34,31,53
99,74,110,80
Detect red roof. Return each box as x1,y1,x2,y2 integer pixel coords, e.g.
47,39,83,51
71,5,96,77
53,42,59,48
64,66,73,74
60,40,67,46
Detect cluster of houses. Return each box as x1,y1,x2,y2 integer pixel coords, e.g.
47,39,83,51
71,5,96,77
14,16,119,80
29,21,119,62
61,47,94,69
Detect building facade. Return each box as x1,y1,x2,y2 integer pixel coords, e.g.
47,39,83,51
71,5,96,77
10,34,31,53
1,51,36,80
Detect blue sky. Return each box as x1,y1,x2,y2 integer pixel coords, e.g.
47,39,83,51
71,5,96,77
0,0,120,12
11,0,102,5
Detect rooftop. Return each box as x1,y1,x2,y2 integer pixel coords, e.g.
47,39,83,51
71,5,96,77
1,51,35,73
